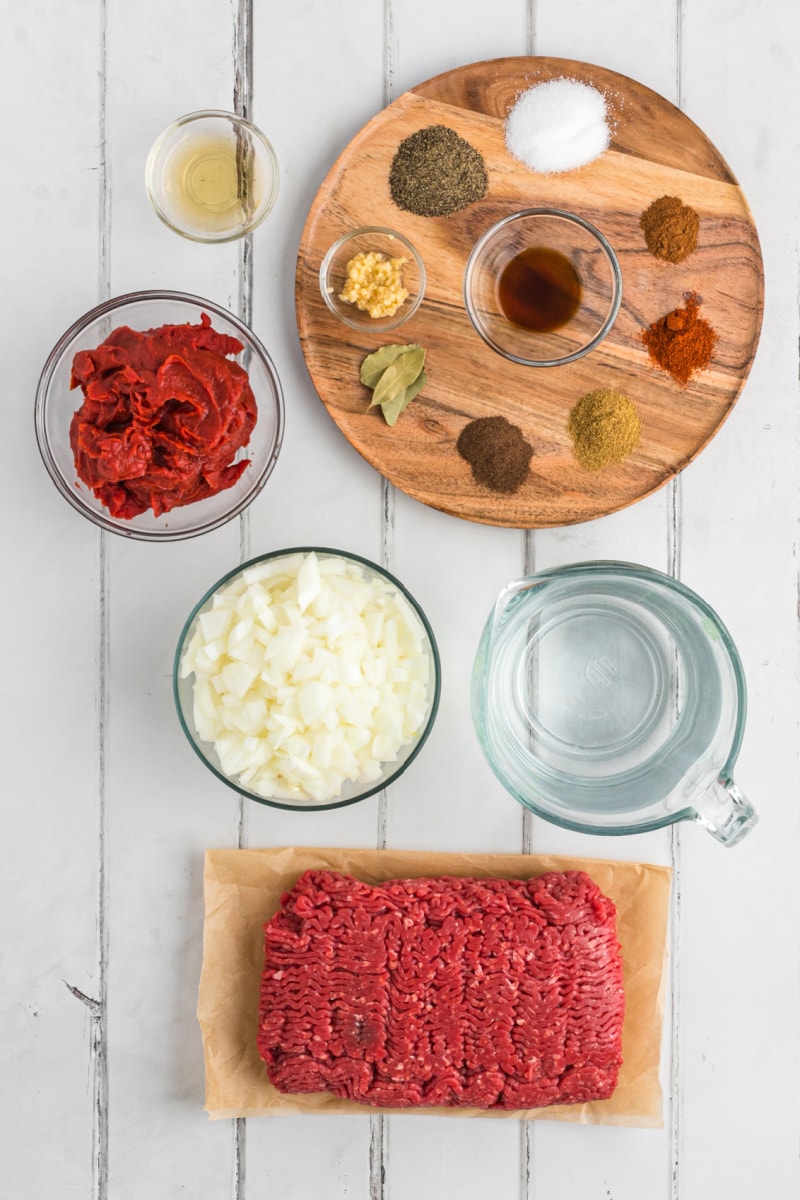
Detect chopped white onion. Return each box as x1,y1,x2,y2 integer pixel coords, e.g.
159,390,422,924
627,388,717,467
181,551,433,803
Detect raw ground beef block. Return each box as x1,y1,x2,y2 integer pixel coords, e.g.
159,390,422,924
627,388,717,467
256,868,625,1110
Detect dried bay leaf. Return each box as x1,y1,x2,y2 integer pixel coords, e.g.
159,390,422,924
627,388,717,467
360,343,428,427
360,343,423,389
371,347,426,409
381,369,428,426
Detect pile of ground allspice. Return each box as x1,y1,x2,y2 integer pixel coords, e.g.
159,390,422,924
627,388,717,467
457,416,533,493
640,195,699,263
389,125,488,217
568,388,641,471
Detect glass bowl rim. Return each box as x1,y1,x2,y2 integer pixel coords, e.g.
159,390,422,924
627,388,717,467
463,206,623,368
144,108,280,243
319,225,427,331
34,288,285,542
173,545,443,811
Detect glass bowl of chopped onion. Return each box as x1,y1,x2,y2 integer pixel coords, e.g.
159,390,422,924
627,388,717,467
464,208,622,367
35,290,284,541
319,227,426,332
173,547,441,810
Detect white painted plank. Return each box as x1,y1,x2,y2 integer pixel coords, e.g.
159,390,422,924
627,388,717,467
390,0,530,96
246,1115,371,1198
0,4,104,1195
534,0,678,99
389,498,525,853
522,3,680,1196
387,4,538,1198
246,1,389,1195
101,0,248,1195
246,0,391,863
674,0,800,1194
390,1116,522,1200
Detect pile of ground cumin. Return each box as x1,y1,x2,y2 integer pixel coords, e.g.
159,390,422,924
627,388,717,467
567,388,641,471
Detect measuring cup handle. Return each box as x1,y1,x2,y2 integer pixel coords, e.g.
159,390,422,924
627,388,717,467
691,778,758,847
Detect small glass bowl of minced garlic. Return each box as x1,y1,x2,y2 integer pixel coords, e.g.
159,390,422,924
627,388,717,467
320,227,426,331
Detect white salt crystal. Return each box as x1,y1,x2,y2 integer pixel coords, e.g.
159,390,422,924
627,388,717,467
505,78,610,173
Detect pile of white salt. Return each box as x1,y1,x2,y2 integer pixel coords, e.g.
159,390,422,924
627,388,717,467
505,78,610,173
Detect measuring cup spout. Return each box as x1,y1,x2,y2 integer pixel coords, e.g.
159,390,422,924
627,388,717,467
691,777,758,847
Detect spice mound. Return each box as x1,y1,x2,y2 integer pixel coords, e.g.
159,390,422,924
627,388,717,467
640,195,699,264
568,388,641,472
69,314,257,519
339,251,408,319
257,868,625,1110
457,416,532,493
642,292,716,385
389,125,488,217
505,78,609,173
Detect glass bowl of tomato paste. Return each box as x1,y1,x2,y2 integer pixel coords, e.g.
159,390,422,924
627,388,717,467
35,290,284,540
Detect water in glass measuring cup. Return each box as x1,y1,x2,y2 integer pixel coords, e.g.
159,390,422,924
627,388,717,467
472,562,756,845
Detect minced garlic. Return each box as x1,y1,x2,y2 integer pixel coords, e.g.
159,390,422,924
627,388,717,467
339,251,409,319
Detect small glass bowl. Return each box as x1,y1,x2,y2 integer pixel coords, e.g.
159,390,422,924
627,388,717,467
35,290,284,541
145,110,279,242
464,208,622,367
319,227,425,332
174,547,442,811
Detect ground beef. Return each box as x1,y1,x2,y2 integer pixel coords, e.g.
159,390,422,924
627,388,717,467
256,869,624,1110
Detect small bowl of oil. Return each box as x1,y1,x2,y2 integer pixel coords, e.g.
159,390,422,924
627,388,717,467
145,110,279,243
463,208,622,367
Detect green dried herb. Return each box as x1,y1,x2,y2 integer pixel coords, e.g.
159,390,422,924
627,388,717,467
360,343,423,389
389,125,488,217
380,370,428,427
360,343,427,426
371,347,426,408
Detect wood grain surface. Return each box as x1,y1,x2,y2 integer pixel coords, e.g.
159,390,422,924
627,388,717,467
296,56,763,528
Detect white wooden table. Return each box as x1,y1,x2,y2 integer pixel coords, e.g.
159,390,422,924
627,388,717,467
3,2,797,1196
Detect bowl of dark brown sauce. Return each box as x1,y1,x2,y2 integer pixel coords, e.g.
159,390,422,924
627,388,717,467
463,208,622,367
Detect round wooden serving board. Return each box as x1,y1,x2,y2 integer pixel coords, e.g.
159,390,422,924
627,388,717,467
296,57,764,528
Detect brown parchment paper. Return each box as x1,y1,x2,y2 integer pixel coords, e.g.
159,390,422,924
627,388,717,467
199,846,671,1126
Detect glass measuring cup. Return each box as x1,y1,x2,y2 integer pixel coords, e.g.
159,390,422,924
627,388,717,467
472,561,757,847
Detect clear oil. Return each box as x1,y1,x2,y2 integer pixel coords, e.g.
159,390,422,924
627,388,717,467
163,133,261,235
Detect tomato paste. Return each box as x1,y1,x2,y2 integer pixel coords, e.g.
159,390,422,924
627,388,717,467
69,314,257,519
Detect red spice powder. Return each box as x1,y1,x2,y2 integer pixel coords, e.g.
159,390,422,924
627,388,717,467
641,292,717,386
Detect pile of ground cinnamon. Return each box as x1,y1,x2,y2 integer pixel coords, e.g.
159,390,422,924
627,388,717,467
640,195,699,264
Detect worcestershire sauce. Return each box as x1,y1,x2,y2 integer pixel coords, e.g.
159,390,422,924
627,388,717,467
497,247,581,333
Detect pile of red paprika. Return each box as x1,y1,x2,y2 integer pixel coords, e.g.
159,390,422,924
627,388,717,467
641,292,717,386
